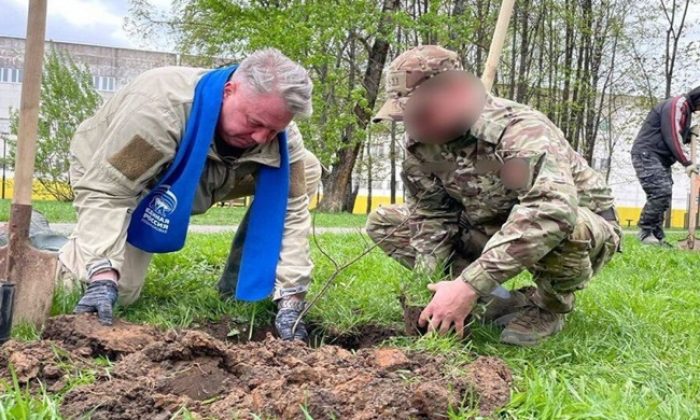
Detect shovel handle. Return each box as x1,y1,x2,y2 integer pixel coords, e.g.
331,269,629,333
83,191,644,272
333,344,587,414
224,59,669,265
13,0,47,206
481,0,516,92
689,138,698,237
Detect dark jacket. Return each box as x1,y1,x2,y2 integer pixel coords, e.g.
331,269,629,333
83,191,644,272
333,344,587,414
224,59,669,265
631,88,699,167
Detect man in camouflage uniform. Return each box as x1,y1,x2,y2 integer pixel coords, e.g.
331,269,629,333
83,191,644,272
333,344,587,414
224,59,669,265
369,46,621,346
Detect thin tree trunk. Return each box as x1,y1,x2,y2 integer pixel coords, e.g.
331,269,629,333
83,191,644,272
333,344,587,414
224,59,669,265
390,121,397,204
365,130,373,214
318,0,401,212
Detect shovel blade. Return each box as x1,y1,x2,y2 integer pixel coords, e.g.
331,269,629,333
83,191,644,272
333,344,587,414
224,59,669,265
0,244,57,328
677,237,700,251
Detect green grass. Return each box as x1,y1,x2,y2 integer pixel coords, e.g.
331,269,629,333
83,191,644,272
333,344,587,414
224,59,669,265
0,199,368,228
0,372,61,420
0,200,76,225
5,232,700,418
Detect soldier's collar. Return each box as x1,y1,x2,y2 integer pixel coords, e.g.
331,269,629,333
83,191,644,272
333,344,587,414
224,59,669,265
404,129,475,149
468,94,511,146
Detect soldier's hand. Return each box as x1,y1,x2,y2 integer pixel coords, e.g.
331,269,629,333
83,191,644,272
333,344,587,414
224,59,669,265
686,164,700,177
419,280,478,338
73,280,119,326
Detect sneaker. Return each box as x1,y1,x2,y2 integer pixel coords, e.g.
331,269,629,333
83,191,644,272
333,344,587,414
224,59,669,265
500,305,564,347
275,298,309,341
478,286,534,327
640,235,661,245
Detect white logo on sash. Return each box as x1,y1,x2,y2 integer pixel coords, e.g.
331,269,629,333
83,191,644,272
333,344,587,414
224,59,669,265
141,185,178,234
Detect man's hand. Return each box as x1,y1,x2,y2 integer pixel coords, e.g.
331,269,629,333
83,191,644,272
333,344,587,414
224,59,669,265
418,280,478,337
73,280,119,325
686,164,700,177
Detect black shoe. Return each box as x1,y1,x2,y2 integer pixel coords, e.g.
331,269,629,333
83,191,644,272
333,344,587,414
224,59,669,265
275,299,308,341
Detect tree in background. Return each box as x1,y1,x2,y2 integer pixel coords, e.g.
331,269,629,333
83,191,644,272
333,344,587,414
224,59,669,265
127,0,699,213
9,48,102,201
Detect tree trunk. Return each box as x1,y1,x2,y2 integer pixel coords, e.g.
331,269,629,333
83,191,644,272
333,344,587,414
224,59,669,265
390,120,397,204
318,0,401,212
365,131,373,214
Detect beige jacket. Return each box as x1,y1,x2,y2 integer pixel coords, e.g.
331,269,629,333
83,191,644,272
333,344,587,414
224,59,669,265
67,66,314,298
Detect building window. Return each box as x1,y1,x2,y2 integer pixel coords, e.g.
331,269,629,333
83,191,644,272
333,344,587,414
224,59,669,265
92,75,116,92
592,157,610,172
0,68,23,84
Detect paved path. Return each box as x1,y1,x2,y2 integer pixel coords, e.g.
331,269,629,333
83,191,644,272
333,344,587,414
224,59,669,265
51,223,361,235
51,223,647,236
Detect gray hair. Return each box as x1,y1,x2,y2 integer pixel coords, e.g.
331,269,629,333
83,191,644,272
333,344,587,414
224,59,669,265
233,48,313,118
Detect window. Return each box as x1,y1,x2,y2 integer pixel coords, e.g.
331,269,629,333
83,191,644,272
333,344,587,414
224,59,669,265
592,157,610,171
0,68,22,84
92,75,116,92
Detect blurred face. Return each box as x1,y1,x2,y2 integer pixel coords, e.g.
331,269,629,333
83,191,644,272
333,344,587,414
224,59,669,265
217,80,293,149
404,71,485,144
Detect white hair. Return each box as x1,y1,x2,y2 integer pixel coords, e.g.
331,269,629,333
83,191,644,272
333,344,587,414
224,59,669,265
233,48,313,118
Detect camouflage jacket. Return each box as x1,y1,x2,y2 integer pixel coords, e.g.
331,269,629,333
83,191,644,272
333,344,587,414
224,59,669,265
402,94,615,296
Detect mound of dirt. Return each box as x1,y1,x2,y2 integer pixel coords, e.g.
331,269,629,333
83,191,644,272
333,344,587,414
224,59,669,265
0,315,512,419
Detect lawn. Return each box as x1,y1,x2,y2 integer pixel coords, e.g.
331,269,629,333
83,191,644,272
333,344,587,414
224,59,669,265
2,233,700,418
0,199,369,228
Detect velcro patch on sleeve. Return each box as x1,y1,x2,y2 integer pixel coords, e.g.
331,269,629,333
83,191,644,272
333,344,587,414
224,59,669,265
289,160,307,197
107,135,165,182
499,158,531,190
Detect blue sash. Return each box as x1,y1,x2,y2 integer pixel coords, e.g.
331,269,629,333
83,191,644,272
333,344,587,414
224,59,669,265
127,65,237,253
236,132,289,301
127,65,290,301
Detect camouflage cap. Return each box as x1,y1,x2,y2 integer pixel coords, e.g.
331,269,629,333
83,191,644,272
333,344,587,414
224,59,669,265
373,45,463,123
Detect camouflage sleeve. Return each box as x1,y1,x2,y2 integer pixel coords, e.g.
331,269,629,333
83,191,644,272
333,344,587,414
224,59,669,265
460,122,579,296
402,152,461,272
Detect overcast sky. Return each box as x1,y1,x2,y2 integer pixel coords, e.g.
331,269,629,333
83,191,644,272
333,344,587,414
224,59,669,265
0,0,698,87
0,0,170,50
2,0,698,49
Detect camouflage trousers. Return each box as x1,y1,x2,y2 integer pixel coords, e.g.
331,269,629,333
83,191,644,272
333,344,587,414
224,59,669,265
631,151,673,240
366,204,621,313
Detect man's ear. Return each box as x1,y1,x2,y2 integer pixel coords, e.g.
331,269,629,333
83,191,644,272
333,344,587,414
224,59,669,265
223,81,237,98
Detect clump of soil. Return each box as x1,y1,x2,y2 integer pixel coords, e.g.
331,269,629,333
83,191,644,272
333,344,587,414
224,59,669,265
399,293,428,336
0,315,512,419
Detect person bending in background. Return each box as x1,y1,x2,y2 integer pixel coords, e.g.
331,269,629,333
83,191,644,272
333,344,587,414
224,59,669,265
631,86,700,245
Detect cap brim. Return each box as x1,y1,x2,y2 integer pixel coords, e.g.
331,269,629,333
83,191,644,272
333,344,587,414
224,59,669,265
372,98,405,123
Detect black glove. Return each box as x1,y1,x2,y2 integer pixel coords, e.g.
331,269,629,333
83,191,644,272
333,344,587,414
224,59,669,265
73,280,119,325
275,299,308,341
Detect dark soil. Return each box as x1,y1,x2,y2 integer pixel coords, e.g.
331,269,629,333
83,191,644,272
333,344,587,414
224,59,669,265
197,316,404,350
193,315,277,344
0,315,512,419
402,303,428,336
308,323,405,349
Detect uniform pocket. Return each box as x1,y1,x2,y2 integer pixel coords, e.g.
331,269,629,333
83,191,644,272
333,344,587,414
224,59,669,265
633,151,664,180
531,237,593,290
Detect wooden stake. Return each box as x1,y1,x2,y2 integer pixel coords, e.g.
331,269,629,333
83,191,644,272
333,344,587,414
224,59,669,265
481,0,516,92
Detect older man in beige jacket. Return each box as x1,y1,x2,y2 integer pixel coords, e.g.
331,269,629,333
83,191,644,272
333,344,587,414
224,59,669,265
60,48,321,341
